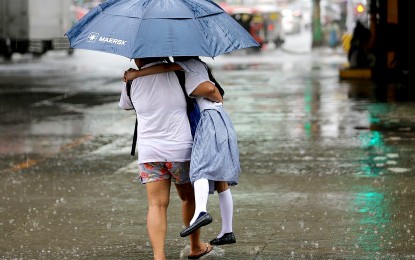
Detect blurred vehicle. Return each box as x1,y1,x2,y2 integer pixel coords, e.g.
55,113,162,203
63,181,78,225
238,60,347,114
255,4,285,48
281,8,302,34
0,0,74,59
220,3,286,50
220,5,265,51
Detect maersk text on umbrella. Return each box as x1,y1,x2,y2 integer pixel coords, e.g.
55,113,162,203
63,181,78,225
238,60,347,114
98,37,127,45
86,32,127,46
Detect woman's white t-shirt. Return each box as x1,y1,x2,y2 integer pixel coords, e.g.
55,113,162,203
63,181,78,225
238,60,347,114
119,62,192,164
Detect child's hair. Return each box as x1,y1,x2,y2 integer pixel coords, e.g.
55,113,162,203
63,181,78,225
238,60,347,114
173,56,225,97
139,57,169,63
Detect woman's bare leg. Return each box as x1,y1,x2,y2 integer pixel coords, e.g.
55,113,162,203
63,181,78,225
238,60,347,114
146,179,171,260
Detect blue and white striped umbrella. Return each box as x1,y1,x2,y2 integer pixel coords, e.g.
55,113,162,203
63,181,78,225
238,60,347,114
65,0,260,58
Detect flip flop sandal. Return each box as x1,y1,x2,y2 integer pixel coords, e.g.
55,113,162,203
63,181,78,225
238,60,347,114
188,243,213,259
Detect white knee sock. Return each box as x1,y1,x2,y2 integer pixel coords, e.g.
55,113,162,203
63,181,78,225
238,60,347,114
217,188,233,238
190,178,209,225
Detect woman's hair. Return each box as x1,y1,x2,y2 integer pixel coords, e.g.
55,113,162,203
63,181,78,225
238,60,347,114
173,56,225,97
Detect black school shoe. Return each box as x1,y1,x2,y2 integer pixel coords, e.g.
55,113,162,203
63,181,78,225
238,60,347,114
209,232,236,245
180,212,213,237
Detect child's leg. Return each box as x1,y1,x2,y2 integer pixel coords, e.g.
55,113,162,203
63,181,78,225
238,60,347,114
190,178,209,225
216,181,233,238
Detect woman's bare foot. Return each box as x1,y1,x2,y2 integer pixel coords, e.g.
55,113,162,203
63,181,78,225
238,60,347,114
188,243,213,259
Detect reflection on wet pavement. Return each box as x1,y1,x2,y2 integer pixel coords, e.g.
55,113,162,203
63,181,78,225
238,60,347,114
0,48,414,259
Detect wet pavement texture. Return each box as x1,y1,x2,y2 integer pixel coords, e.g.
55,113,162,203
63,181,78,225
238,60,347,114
0,39,415,259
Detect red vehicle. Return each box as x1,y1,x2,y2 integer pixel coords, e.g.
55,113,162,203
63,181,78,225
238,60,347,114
220,4,265,51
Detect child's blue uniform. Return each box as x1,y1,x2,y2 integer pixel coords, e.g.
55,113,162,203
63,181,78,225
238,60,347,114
177,59,241,193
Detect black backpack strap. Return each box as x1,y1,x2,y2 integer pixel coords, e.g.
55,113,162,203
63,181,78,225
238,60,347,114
126,80,138,156
131,120,138,156
174,70,193,116
174,70,187,98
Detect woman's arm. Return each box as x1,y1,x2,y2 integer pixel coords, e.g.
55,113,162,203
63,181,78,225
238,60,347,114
123,63,223,103
123,63,182,82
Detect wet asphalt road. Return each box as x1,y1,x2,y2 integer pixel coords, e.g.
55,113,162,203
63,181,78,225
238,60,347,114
0,36,415,259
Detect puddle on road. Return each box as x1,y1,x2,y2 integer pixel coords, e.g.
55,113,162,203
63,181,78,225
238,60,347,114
0,91,127,156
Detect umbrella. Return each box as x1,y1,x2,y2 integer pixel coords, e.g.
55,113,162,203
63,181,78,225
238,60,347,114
65,0,260,58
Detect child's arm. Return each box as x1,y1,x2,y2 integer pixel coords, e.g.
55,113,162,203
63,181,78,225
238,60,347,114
192,81,223,103
123,63,182,82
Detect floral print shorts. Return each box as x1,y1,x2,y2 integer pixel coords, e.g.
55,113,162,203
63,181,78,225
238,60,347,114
138,161,190,184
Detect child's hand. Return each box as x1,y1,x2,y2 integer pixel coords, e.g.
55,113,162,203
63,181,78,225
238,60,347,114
123,68,138,82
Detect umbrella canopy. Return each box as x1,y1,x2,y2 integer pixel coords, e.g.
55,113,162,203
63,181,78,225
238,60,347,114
65,0,260,58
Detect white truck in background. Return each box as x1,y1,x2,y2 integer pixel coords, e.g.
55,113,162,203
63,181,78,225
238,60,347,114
0,0,74,60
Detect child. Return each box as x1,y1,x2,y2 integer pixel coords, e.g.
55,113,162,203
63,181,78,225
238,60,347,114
124,56,240,245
